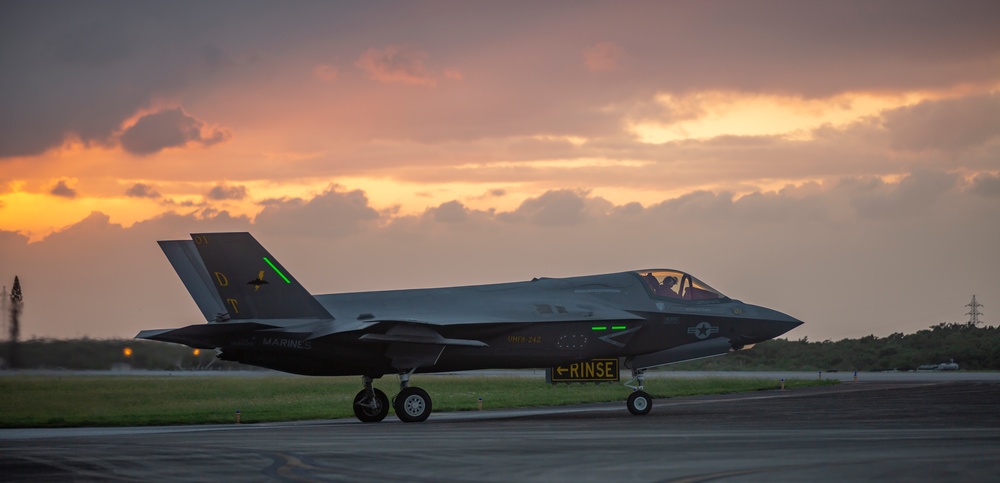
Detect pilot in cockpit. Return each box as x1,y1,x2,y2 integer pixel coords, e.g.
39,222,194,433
656,275,680,297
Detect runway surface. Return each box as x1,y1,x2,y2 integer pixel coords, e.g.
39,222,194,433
2,381,999,482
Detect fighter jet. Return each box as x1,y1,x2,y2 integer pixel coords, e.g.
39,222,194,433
137,232,802,422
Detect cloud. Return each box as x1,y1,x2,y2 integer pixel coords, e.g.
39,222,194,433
849,170,959,219
497,189,590,226
970,172,1000,198
125,183,161,198
0,3,243,157
0,209,253,338
254,185,380,237
583,42,624,72
3,172,999,344
355,45,437,86
50,180,77,198
119,108,231,155
4,2,1000,343
883,94,1000,152
206,184,247,201
426,200,469,223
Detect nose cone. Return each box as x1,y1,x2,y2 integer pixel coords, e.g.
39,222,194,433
750,305,804,341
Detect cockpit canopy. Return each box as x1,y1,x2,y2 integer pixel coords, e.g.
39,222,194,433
633,270,727,301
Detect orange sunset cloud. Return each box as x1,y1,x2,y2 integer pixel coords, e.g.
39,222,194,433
1,1,998,341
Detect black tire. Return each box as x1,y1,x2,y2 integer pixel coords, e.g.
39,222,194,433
394,387,432,422
353,388,389,422
626,390,652,416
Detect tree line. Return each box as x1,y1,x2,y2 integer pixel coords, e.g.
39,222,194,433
674,323,1000,371
0,338,257,371
2,322,997,372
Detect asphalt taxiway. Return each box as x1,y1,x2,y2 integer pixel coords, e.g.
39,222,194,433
2,380,999,482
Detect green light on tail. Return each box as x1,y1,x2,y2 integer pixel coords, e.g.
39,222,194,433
263,257,291,284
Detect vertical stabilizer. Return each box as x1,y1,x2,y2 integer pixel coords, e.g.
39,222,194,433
190,232,333,321
159,240,228,322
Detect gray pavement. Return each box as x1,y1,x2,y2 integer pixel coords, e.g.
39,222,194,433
2,380,999,481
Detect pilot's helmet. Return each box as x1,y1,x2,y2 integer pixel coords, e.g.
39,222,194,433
664,276,677,287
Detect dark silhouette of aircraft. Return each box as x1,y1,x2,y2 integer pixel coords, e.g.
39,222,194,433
138,233,802,422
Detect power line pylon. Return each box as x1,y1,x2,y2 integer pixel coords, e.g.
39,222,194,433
966,295,984,327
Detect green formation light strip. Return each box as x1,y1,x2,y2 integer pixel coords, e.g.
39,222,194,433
263,257,291,284
592,325,628,331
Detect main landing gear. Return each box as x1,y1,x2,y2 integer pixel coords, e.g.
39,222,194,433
625,368,652,416
352,372,433,423
394,371,432,423
353,376,389,422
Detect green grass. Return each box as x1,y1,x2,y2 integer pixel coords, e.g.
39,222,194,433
0,375,835,428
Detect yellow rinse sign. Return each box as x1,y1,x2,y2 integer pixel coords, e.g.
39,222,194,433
547,358,620,383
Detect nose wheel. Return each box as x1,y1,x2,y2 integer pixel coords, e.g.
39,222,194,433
624,368,652,416
626,390,652,415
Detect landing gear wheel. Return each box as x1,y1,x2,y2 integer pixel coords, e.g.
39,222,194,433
353,388,389,422
394,387,432,422
626,390,652,416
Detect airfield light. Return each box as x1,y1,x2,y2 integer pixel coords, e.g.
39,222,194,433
193,349,200,356
123,347,133,357
262,257,291,284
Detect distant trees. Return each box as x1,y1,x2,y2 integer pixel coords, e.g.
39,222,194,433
0,338,256,371
674,323,1000,372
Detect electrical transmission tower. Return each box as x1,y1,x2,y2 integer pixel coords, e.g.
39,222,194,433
966,295,984,327
1,285,6,340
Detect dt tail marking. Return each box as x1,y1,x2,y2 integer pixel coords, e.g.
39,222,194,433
226,298,240,314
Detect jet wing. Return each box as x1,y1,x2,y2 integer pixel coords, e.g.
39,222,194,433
358,324,488,369
358,330,488,347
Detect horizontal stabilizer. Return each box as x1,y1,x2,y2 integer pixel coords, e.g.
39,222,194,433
136,322,276,349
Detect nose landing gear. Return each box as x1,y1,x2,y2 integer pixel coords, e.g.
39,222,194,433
624,368,652,416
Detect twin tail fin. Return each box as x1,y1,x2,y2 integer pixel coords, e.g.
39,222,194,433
161,232,332,322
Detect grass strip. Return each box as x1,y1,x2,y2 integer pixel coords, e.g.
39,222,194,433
0,375,835,428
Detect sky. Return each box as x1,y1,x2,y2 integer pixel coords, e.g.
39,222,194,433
1,0,998,342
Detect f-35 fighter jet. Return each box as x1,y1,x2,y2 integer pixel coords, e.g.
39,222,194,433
137,233,802,422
